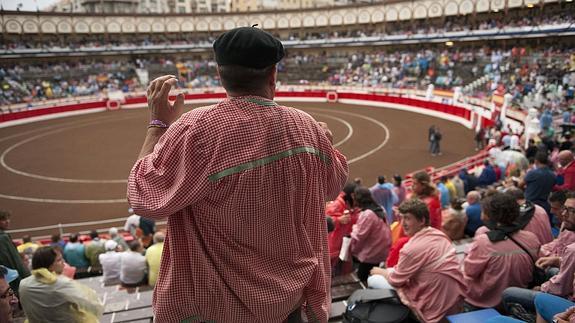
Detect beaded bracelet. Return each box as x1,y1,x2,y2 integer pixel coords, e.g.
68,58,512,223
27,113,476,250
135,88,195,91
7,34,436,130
148,119,169,129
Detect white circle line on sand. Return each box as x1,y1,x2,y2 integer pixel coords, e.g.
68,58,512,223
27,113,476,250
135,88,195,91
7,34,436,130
0,115,115,144
0,105,387,203
0,116,136,184
307,112,354,147
305,108,390,164
0,193,127,204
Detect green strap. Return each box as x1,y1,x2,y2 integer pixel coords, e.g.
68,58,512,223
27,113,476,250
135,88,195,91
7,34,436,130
181,316,214,323
208,146,330,182
243,97,278,106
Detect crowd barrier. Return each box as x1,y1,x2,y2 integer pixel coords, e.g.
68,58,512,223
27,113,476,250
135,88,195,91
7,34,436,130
3,88,507,241
1,89,483,128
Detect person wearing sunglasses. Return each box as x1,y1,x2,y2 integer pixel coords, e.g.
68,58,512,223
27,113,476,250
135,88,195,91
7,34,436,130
0,265,19,323
502,191,575,318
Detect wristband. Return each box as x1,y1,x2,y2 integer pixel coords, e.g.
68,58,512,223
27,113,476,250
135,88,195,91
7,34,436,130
148,119,169,129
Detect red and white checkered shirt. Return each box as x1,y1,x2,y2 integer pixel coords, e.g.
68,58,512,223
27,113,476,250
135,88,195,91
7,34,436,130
128,96,348,322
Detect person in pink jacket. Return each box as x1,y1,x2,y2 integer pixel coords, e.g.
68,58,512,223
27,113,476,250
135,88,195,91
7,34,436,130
350,186,392,282
502,192,575,316
540,190,575,275
388,171,443,265
369,199,465,322
475,188,553,246
538,193,575,297
464,192,541,310
507,187,554,245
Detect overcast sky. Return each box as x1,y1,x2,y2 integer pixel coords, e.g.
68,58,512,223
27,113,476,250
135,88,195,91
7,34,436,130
2,0,58,11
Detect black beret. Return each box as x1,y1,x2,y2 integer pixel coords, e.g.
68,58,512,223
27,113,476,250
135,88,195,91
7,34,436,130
213,27,285,69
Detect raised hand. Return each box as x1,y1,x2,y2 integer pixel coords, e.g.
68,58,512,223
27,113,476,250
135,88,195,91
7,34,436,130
147,75,185,125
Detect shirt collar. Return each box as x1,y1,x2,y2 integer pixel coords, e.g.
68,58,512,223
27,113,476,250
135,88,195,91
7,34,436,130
229,95,278,107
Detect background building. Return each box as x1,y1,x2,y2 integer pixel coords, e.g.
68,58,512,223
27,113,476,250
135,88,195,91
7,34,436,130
43,0,375,13
261,0,334,10
46,0,169,13
230,0,261,12
139,0,170,13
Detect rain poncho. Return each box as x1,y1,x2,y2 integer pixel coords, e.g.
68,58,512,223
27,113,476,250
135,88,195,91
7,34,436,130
19,268,104,323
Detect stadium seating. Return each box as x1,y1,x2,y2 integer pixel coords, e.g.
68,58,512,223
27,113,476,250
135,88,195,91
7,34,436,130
77,276,154,323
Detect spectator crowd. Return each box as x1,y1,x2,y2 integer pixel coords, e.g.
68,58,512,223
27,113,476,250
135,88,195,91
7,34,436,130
325,111,575,322
0,208,165,322
1,45,573,113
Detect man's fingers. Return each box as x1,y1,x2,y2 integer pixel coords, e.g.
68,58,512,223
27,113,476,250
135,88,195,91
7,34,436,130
152,75,176,85
175,93,185,106
158,78,178,101
173,93,185,114
147,82,155,97
149,75,176,96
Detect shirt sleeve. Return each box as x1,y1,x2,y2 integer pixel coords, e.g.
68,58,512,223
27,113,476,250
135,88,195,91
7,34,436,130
127,120,210,219
539,240,556,257
302,110,348,201
463,239,489,279
387,246,421,287
541,247,575,296
350,211,373,254
324,148,348,202
59,278,104,320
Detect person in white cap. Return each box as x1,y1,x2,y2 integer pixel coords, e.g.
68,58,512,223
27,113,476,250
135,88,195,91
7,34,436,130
98,240,122,285
124,208,141,238
108,227,129,252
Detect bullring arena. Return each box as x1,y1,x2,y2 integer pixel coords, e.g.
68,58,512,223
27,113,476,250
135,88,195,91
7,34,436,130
1,90,483,239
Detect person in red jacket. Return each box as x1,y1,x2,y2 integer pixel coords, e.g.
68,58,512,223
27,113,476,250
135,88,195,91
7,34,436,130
554,150,575,191
326,182,360,276
412,171,442,230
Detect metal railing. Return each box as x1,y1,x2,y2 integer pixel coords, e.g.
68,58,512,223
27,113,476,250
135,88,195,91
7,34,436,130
7,217,167,242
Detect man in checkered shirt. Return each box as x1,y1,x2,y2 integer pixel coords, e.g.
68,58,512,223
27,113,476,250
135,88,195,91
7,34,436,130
128,26,348,322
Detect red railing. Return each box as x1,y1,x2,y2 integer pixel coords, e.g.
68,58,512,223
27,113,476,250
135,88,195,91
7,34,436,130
404,149,490,189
